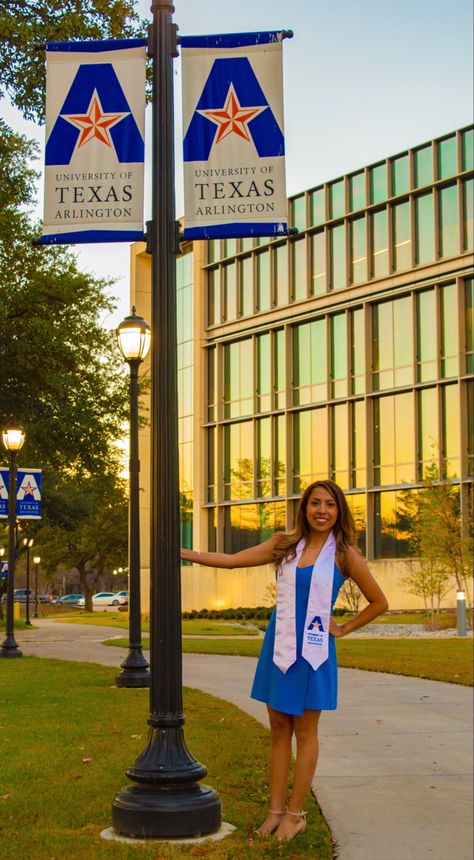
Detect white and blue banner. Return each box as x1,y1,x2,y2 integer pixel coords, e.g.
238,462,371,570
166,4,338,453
0,469,42,520
181,32,288,240
41,39,147,245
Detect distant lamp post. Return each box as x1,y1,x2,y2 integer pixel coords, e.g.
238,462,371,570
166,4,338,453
1,426,25,658
23,537,34,626
33,556,41,619
115,308,151,687
456,591,467,637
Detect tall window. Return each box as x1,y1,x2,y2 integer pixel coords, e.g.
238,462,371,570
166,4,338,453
224,339,254,418
392,201,411,271
311,231,326,295
240,255,253,317
441,384,460,477
329,180,345,219
374,490,415,558
466,279,474,374
371,208,389,277
177,251,194,549
208,267,221,325
256,251,271,311
415,192,435,264
293,408,328,492
350,308,365,395
329,224,346,290
292,238,307,301
330,313,347,398
224,421,254,500
373,393,415,485
349,171,366,211
293,319,327,405
291,195,306,231
224,502,285,553
223,261,237,321
331,403,349,488
438,184,459,258
310,187,325,225
440,283,458,378
417,387,438,478
463,179,474,251
257,418,272,497
274,414,286,496
370,163,387,204
274,329,286,409
350,216,367,284
275,243,288,306
257,333,271,412
351,400,366,489
392,154,410,196
416,289,437,381
414,145,433,188
373,297,413,389
437,135,457,179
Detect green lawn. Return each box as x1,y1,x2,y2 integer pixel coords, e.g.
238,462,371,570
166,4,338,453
0,658,332,860
104,635,473,685
54,613,258,636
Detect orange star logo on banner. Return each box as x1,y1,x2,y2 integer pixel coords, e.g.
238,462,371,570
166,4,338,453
62,91,128,148
198,84,267,145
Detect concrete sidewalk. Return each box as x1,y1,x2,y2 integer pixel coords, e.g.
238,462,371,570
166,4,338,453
15,618,474,860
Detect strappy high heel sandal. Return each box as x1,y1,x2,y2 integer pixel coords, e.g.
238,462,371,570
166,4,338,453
254,808,286,836
275,808,307,840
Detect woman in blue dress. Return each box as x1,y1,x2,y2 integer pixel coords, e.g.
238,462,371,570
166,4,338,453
181,479,388,841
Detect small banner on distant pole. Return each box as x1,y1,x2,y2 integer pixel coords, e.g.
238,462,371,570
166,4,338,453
181,31,289,240
0,468,42,520
40,39,147,245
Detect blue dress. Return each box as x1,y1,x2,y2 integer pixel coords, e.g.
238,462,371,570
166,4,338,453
251,564,345,716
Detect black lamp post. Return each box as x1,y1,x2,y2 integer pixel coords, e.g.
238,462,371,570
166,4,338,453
111,0,221,838
23,536,33,626
114,308,151,689
33,555,41,619
1,426,25,658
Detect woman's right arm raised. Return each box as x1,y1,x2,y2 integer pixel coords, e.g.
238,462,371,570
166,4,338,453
180,534,280,569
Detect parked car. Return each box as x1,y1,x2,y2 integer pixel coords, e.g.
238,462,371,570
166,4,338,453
1,588,51,604
53,593,84,606
77,592,127,607
114,591,129,604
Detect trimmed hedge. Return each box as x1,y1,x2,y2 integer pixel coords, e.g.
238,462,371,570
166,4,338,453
182,605,350,620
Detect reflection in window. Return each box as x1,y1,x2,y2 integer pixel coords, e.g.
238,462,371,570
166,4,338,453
293,408,328,492
293,319,327,405
438,184,459,257
437,136,457,180
310,187,325,225
208,505,217,552
351,400,366,489
224,339,254,418
223,238,237,258
207,426,215,502
414,145,433,187
275,414,286,496
346,494,366,554
370,163,387,204
329,223,346,290
393,200,411,271
392,154,410,196
208,240,219,264
223,262,237,321
467,380,474,476
291,195,306,231
330,313,347,398
440,283,458,377
350,308,365,395
330,180,345,219
462,128,474,171
416,290,437,381
257,418,272,497
207,346,216,422
240,255,253,317
417,387,438,479
373,297,413,389
180,487,193,553
224,502,285,553
415,192,435,264
373,393,415,485
256,251,271,311
463,179,473,251
349,172,366,211
441,384,460,477
208,267,220,325
224,421,254,500
275,243,288,306
275,329,286,409
311,230,326,295
331,403,349,488
371,208,389,277
374,490,415,558
257,333,271,412
350,216,367,284
292,238,307,301
466,279,474,374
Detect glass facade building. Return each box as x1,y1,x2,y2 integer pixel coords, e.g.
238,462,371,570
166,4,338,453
134,125,473,594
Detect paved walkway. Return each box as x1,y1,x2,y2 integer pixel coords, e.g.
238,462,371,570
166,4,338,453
15,619,474,860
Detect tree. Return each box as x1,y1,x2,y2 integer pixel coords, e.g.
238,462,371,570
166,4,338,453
34,472,128,610
0,0,144,122
0,120,129,476
397,466,473,628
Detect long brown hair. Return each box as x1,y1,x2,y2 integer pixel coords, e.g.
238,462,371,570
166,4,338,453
273,479,357,573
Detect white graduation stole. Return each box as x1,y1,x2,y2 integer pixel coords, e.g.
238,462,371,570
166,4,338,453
273,532,336,674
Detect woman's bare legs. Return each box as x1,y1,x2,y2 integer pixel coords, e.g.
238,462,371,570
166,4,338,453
255,706,293,835
275,709,321,840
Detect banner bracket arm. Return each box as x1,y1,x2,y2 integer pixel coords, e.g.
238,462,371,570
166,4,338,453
282,30,294,40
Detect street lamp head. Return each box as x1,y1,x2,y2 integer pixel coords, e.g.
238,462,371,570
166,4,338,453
2,427,25,452
116,307,151,363
0,547,4,557
23,537,34,548
33,556,41,565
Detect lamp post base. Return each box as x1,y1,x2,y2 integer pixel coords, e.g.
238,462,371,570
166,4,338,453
112,783,221,838
0,634,22,658
115,648,150,688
